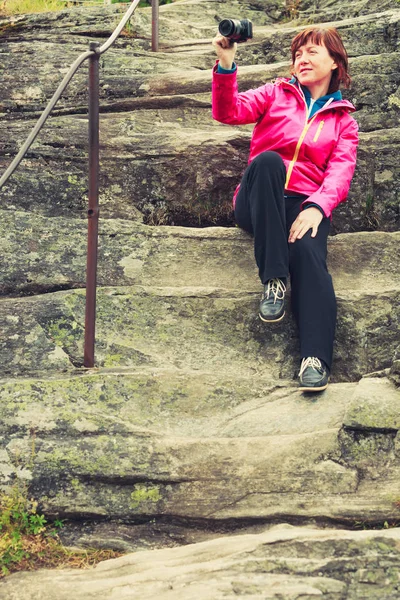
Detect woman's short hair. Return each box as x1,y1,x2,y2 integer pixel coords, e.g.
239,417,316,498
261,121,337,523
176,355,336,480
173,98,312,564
290,27,351,93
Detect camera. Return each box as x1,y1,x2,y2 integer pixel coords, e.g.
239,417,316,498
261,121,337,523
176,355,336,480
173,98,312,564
218,18,253,43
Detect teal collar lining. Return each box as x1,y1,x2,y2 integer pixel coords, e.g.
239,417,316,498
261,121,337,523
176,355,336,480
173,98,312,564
288,76,342,103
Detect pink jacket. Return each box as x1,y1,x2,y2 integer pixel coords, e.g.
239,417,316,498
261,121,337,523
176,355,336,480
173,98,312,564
212,64,359,217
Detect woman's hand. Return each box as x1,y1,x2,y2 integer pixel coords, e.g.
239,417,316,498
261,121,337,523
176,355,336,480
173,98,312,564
212,34,237,70
288,207,323,243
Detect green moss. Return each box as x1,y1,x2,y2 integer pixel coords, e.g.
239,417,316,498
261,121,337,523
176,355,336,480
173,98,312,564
47,317,82,349
67,174,79,185
103,354,125,367
43,447,83,471
70,478,83,492
388,94,400,109
376,541,396,552
64,291,85,312
129,484,162,510
340,429,394,464
42,446,110,475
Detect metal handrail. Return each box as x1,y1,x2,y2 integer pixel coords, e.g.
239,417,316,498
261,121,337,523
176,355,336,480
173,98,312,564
0,0,142,188
0,0,159,368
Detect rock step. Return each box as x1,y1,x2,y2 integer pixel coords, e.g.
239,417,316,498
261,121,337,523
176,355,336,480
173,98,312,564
2,48,398,130
0,282,398,380
1,368,398,438
219,10,400,63
2,9,399,117
296,0,398,21
0,1,279,44
1,212,399,295
5,2,397,47
0,368,346,438
106,53,397,134
0,216,398,380
4,525,400,600
1,369,400,525
161,9,400,62
1,7,399,231
1,113,399,231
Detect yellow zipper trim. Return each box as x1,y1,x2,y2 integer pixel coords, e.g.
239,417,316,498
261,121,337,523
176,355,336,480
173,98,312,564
313,120,325,143
282,82,333,190
285,115,317,189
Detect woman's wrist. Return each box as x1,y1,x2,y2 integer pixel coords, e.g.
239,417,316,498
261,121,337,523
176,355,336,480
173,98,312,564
218,59,234,70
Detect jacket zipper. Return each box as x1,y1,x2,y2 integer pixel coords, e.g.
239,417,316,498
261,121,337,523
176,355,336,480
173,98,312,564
313,120,325,142
285,116,317,189
284,83,333,190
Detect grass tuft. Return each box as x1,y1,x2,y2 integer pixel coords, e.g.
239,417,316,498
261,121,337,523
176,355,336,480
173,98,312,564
0,482,122,578
1,0,173,16
1,0,106,15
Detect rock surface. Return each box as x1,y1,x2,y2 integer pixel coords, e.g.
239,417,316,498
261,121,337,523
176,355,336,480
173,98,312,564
0,215,398,379
1,210,399,295
3,525,400,599
0,3,399,229
1,0,400,594
1,369,400,526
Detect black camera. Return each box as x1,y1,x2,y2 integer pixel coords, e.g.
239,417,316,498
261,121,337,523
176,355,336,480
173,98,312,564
218,18,253,43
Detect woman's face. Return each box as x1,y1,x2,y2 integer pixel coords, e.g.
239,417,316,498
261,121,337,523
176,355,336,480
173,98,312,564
293,41,337,92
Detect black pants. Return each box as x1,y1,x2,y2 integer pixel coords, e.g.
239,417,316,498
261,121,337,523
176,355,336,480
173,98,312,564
234,151,336,370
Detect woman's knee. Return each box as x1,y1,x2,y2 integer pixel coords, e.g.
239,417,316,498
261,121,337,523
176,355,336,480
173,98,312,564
251,151,285,172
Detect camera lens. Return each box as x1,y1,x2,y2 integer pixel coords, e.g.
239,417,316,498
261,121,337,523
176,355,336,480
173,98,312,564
218,18,253,43
219,19,237,38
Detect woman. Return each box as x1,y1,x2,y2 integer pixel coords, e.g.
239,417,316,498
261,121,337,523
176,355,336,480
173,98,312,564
212,27,358,392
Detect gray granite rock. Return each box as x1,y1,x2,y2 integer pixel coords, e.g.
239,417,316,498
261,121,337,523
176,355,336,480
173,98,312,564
1,118,399,231
2,525,400,599
0,371,400,525
0,210,398,295
0,281,398,379
0,0,400,585
1,5,399,230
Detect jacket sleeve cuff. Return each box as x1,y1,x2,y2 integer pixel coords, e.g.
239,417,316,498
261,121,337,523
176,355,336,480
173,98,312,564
216,62,237,74
302,202,326,217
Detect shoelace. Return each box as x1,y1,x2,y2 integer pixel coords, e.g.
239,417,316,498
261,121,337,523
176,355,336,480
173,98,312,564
299,356,323,377
264,278,286,304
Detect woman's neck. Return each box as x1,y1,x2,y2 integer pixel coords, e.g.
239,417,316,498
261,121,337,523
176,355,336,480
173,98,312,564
305,82,330,100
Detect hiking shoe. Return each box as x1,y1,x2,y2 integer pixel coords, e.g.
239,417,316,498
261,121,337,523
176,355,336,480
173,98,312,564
299,357,330,392
259,278,286,323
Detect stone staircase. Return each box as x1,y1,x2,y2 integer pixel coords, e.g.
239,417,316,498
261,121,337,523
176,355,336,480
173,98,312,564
1,0,400,596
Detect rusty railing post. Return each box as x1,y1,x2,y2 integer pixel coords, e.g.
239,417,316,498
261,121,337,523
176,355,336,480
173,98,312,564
152,0,159,51
0,0,146,368
84,41,100,368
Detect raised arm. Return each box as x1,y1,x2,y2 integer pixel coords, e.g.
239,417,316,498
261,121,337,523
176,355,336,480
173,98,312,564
212,34,273,125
